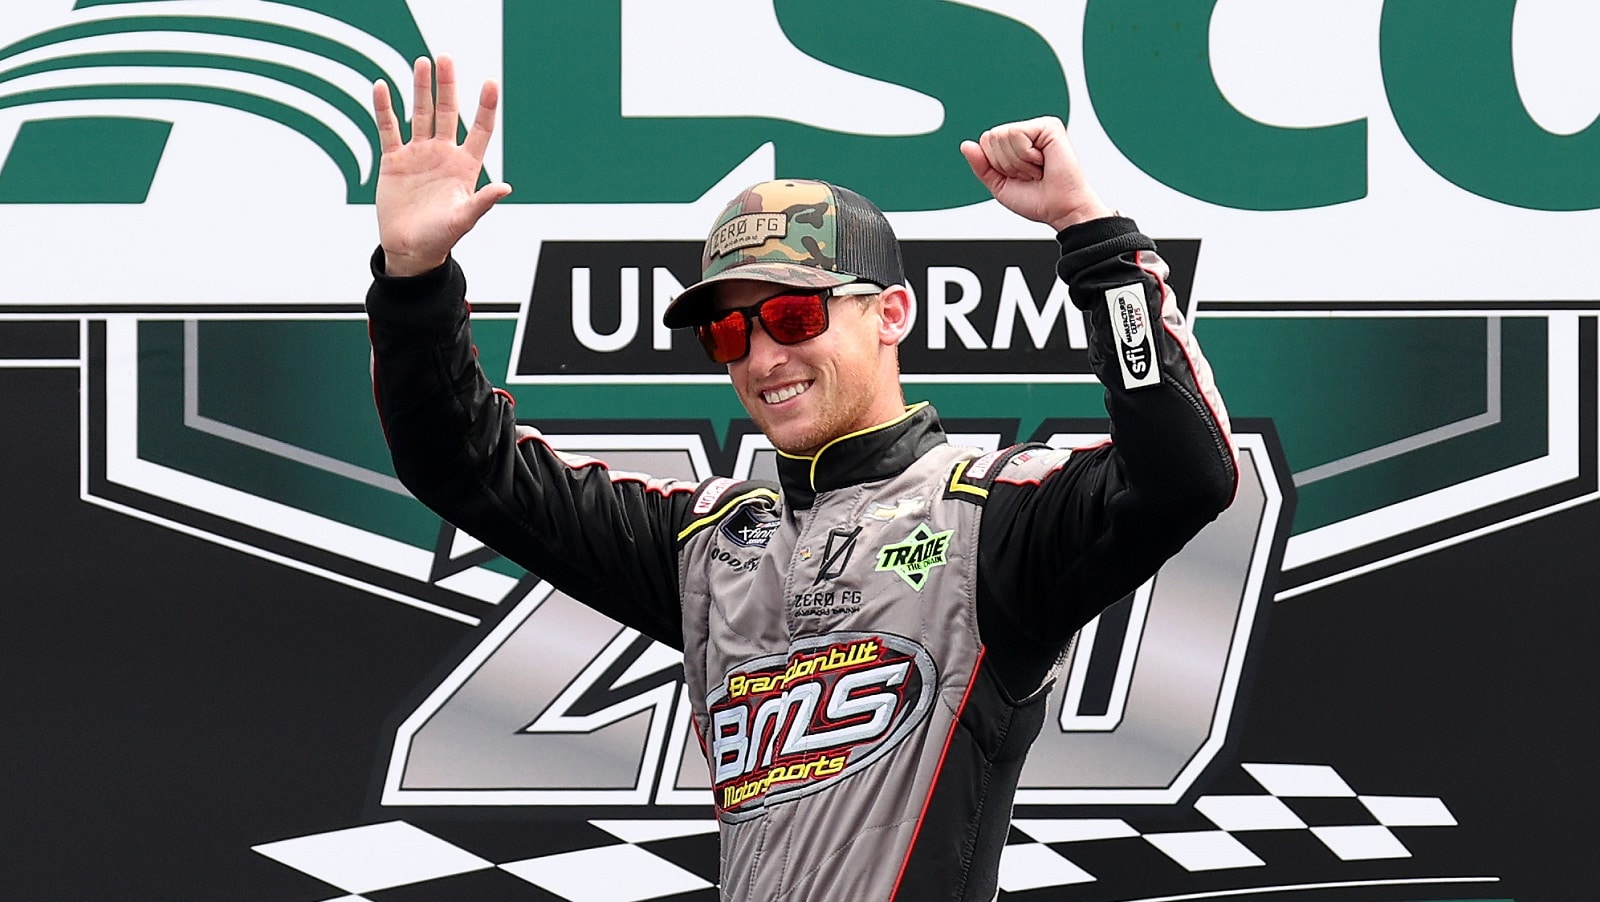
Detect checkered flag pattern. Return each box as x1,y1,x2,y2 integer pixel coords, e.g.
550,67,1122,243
252,763,1456,900
999,762,1458,895
253,819,721,901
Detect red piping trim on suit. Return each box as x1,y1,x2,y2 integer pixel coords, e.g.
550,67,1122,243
888,647,987,901
1134,250,1240,503
367,321,392,444
690,712,722,816
512,432,695,497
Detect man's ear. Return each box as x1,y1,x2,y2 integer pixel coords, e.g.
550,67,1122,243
876,284,915,347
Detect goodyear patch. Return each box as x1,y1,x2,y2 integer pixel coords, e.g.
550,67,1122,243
875,524,953,591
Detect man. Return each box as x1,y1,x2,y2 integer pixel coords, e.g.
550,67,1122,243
366,56,1235,901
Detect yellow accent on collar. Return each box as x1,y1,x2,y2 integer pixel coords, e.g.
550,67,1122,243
778,402,930,491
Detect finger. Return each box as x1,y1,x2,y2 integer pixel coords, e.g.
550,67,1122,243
1015,138,1046,168
960,140,1005,195
992,127,1043,180
979,129,1024,180
372,80,403,155
1025,115,1076,167
1007,133,1046,180
462,79,501,161
992,128,1043,180
461,181,513,229
434,54,460,141
411,57,435,140
978,129,999,169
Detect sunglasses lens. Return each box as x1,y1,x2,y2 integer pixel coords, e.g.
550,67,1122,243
697,312,748,364
760,292,829,344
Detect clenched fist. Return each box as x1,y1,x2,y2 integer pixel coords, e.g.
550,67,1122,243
960,116,1113,232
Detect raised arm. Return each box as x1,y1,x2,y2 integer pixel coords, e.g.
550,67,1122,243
365,58,693,647
372,55,511,276
960,117,1238,690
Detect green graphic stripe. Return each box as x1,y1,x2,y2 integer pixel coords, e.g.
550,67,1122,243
0,116,169,203
1290,317,1546,531
132,321,521,572
0,15,412,197
0,84,361,198
0,50,379,171
0,17,496,195
0,16,395,94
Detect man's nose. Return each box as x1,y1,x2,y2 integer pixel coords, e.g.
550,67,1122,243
744,319,789,370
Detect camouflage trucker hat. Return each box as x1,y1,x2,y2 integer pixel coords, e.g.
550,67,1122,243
662,178,907,328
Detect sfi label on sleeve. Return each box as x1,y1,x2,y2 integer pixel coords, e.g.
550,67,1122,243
1106,284,1162,390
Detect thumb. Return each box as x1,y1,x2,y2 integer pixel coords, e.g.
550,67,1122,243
960,140,1004,196
461,181,512,229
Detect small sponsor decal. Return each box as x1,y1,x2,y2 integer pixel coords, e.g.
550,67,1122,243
707,213,788,258
1106,284,1161,390
866,497,925,521
709,547,760,573
706,632,936,820
790,588,863,617
721,505,779,548
813,527,861,585
875,524,954,591
694,477,741,515
965,450,1006,481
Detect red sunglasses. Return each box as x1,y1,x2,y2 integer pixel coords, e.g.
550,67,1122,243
693,283,883,364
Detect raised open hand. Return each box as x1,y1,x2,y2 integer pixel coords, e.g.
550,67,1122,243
373,55,511,276
960,116,1112,232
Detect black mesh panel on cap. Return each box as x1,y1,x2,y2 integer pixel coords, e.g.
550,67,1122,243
826,182,906,288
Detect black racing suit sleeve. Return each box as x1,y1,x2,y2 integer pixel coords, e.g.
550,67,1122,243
975,217,1238,697
365,250,692,649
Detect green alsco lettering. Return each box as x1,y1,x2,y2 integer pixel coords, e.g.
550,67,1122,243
502,0,1070,211
1083,0,1367,211
1382,0,1600,212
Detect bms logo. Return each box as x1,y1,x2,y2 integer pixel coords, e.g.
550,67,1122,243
708,634,936,820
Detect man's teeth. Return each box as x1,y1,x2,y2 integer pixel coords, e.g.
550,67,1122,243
762,382,811,404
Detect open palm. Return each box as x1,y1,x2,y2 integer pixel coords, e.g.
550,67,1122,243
373,55,511,276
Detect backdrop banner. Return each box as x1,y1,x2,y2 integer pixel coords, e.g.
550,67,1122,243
3,2,1595,900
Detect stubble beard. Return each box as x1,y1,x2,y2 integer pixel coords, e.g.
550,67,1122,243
750,373,878,457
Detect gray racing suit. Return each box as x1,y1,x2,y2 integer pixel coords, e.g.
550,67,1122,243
365,216,1237,901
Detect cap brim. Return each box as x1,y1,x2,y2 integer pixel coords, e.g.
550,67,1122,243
662,262,859,328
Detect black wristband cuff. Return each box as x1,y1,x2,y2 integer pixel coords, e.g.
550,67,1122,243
1056,216,1157,283
364,248,468,333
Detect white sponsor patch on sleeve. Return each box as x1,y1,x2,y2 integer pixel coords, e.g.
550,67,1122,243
1105,284,1162,390
965,449,1007,481
694,477,741,514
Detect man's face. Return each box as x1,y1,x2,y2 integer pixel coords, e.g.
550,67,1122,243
713,280,902,457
